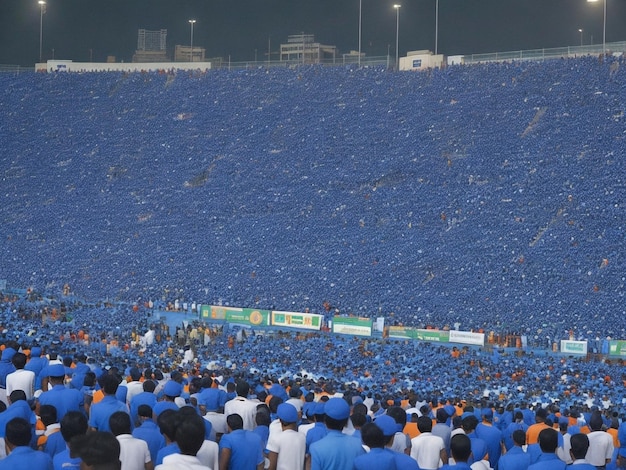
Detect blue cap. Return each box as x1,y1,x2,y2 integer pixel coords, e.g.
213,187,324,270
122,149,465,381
277,403,298,423
324,398,350,420
375,415,397,437
482,408,493,419
30,347,41,357
1,348,16,361
163,380,182,397
314,401,326,416
47,364,66,377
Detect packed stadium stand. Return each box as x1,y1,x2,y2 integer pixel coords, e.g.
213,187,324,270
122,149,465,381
1,56,625,344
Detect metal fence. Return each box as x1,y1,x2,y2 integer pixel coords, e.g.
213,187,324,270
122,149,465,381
463,41,626,64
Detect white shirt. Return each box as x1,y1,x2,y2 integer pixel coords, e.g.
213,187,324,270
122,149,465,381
266,428,306,470
410,432,445,470
125,380,145,405
196,440,219,470
585,430,614,466
6,369,35,400
116,434,152,470
156,453,210,470
204,412,228,441
223,396,259,431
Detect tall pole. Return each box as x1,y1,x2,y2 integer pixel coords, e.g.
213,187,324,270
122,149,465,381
358,0,362,66
435,0,439,55
587,0,606,54
579,28,583,47
38,1,46,63
602,0,606,54
189,19,196,62
394,4,401,70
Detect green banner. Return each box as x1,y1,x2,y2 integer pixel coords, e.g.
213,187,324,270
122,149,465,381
609,340,626,357
271,311,323,330
206,306,270,326
332,316,372,337
388,326,417,339
416,329,450,342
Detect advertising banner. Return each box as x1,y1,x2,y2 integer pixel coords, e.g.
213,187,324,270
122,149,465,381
449,330,485,346
560,340,588,355
416,329,450,342
208,306,270,326
332,316,373,337
271,311,323,330
388,326,416,340
609,340,626,357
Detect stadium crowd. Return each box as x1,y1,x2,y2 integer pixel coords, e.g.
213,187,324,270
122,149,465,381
0,290,625,469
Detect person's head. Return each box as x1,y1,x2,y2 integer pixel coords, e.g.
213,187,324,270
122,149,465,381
449,434,472,463
570,433,590,461
227,413,244,432
351,412,367,430
538,428,559,454
417,415,433,434
5,417,32,449
277,403,298,428
235,379,249,398
173,411,205,456
387,406,407,427
39,404,58,427
361,422,386,449
157,409,178,442
109,411,132,436
436,408,448,424
353,403,368,416
512,429,526,447
11,352,27,370
142,380,156,393
8,389,26,405
71,431,121,470
535,407,547,423
100,374,120,396
137,404,153,420
323,398,350,431
462,415,478,433
60,411,88,444
589,412,603,432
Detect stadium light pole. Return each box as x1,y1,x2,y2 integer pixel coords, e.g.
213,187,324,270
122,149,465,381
587,0,606,54
394,4,401,70
358,0,362,66
38,0,46,63
189,19,196,62
435,0,439,55
579,28,583,46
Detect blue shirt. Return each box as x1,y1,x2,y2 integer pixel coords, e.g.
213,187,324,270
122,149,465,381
498,446,531,470
156,442,180,465
219,429,264,470
354,447,397,470
528,453,567,470
88,395,128,432
53,448,81,470
38,384,85,422
132,419,165,463
309,429,365,470
43,431,66,457
0,446,53,470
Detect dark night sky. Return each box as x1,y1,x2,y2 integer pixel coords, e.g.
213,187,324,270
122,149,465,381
0,0,624,66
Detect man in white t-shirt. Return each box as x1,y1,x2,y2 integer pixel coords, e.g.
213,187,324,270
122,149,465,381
410,415,448,470
223,379,258,431
110,411,153,470
267,403,306,470
6,353,35,400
